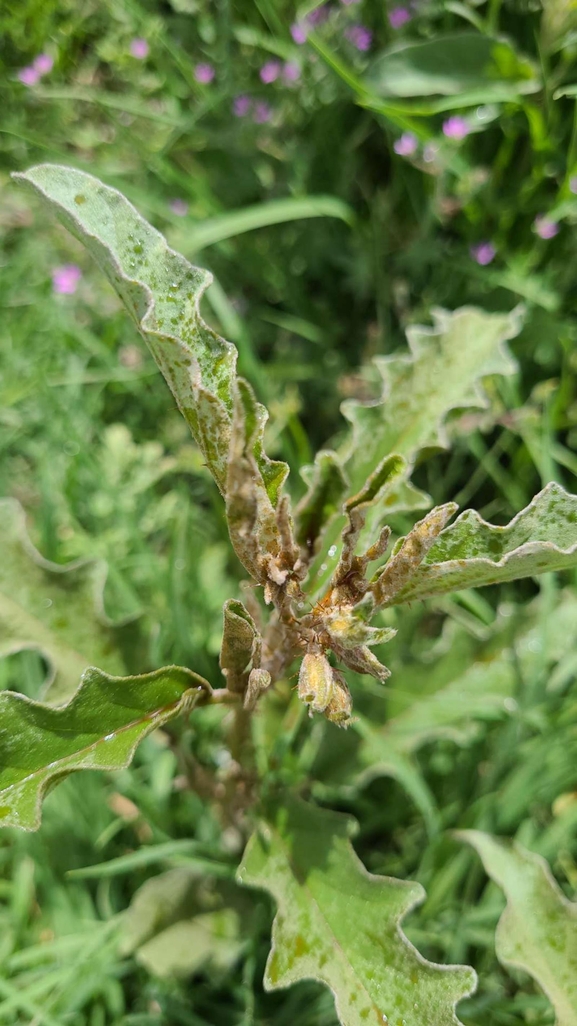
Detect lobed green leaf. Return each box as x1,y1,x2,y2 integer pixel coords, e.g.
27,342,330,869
460,831,577,1026
13,164,288,509
0,665,209,830
238,796,476,1026
306,306,522,594
388,483,577,605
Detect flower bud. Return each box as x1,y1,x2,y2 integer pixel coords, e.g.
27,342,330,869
324,672,353,728
298,652,334,713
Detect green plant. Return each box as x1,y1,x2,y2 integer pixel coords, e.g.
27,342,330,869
2,163,577,1025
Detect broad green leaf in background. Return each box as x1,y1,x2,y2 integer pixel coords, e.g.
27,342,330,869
0,665,209,830
307,306,522,593
0,498,126,702
387,483,577,605
13,165,287,508
460,831,577,1026
364,34,539,101
121,867,245,979
238,796,476,1026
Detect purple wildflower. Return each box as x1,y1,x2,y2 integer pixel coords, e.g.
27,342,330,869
233,94,252,117
52,264,82,295
290,22,308,44
534,215,559,240
442,115,470,140
253,101,273,124
389,6,411,28
307,6,329,24
570,176,577,195
283,61,301,83
470,241,496,265
195,63,215,84
130,38,149,59
260,60,281,84
33,53,54,75
394,132,418,156
345,24,373,50
169,199,189,217
18,66,41,86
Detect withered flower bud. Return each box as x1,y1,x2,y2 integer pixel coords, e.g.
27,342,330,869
244,668,272,710
298,651,334,714
324,671,353,728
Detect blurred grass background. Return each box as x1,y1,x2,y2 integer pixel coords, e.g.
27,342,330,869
1,0,577,1023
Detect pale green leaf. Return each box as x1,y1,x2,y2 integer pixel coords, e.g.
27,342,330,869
13,164,288,509
0,498,126,702
365,34,539,100
121,867,244,979
341,307,520,490
306,306,521,593
388,483,577,606
460,831,577,1026
0,665,208,830
238,796,476,1026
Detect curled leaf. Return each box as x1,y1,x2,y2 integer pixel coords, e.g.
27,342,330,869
372,503,458,608
307,306,522,594
14,164,290,586
296,450,348,555
388,483,577,605
219,599,261,694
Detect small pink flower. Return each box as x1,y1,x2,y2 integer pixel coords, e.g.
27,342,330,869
442,115,470,140
130,38,149,59
470,241,496,265
260,60,281,84
195,63,215,84
307,5,330,24
169,198,189,217
18,66,41,86
253,101,273,124
283,61,301,83
570,176,577,195
394,132,418,156
33,53,54,75
534,215,559,240
345,24,373,50
233,94,252,117
52,264,82,295
291,22,308,44
389,6,411,27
